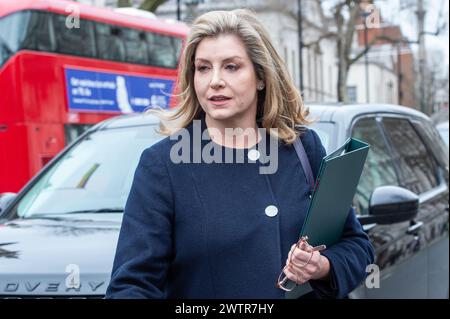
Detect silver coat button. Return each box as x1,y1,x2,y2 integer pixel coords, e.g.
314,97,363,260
265,205,278,217
248,149,260,161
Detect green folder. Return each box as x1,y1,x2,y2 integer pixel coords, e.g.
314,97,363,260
286,137,370,298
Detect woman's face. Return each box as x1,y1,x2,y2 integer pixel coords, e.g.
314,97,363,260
193,34,260,126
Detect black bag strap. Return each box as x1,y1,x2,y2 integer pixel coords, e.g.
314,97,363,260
293,135,315,193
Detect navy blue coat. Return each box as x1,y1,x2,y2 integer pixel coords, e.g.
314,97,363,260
106,117,374,299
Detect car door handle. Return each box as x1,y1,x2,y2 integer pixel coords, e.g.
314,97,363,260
406,221,424,235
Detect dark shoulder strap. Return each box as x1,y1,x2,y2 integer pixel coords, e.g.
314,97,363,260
293,134,315,191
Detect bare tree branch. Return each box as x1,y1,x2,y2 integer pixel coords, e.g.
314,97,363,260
421,21,447,37
418,0,447,38
399,0,416,11
348,34,405,66
139,0,167,12
343,1,360,62
303,31,338,48
117,0,132,7
313,0,330,30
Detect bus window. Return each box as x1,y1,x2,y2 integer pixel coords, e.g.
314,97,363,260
53,14,96,58
95,22,125,62
35,12,56,52
146,33,182,69
0,11,31,66
21,11,56,52
122,27,148,65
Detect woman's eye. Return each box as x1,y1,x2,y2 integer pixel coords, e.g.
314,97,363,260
196,65,209,72
225,64,238,71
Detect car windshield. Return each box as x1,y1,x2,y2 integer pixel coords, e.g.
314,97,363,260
16,123,162,218
13,120,335,219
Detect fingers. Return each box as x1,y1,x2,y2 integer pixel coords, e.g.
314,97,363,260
288,251,319,275
280,238,328,289
283,266,308,285
284,244,323,284
288,243,315,266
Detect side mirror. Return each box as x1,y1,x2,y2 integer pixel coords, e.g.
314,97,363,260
359,186,419,225
0,192,17,218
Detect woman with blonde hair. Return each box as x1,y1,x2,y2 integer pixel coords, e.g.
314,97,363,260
106,9,374,299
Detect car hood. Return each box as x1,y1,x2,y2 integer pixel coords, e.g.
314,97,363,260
0,215,122,297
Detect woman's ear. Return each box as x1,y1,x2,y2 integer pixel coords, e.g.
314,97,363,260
257,81,265,91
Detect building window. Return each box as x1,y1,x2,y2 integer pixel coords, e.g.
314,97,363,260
387,81,394,104
284,46,288,73
319,52,323,100
307,48,313,100
347,86,357,103
328,65,332,98
313,50,318,100
292,49,297,87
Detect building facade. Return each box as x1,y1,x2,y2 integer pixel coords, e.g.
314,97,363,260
353,22,417,107
77,0,417,107
154,0,339,102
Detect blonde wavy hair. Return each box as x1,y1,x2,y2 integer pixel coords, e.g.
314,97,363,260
150,9,310,144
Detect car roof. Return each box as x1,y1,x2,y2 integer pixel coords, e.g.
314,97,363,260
306,102,429,122
99,103,430,130
96,112,161,130
97,103,429,129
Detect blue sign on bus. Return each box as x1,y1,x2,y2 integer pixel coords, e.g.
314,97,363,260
64,68,174,113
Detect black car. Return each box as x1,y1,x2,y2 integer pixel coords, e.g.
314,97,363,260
0,103,448,298
309,103,449,298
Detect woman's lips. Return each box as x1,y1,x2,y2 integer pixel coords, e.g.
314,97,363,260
209,97,231,106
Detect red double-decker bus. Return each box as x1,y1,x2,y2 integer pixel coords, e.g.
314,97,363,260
0,0,189,193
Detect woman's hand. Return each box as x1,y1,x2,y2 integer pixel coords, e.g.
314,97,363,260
282,240,330,285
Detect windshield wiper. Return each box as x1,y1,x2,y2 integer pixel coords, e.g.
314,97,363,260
25,208,124,219
63,208,125,214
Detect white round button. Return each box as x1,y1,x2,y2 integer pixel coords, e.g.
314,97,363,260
265,205,278,217
248,149,260,161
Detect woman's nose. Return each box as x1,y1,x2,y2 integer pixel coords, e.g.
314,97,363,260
210,70,225,89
